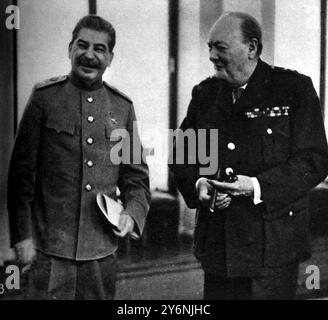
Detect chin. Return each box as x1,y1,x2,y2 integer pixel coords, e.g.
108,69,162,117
214,71,227,80
79,72,99,82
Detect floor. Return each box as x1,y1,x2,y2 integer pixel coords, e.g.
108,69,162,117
115,235,328,300
1,235,328,300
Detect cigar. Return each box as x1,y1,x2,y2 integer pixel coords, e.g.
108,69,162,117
209,165,222,212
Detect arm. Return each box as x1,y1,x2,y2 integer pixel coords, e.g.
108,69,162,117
257,76,328,217
169,86,202,208
7,88,41,260
117,104,151,237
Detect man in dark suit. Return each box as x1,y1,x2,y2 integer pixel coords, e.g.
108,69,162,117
8,15,150,299
169,12,328,299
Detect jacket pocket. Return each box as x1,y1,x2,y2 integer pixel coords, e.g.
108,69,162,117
44,117,75,135
263,200,310,266
245,117,290,168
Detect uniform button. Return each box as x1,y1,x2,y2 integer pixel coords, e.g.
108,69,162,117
85,184,92,191
87,116,94,123
87,97,94,103
87,160,94,167
87,137,94,145
267,128,273,135
289,211,293,216
227,142,235,150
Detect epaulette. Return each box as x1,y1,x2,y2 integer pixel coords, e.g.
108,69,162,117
269,65,301,76
103,81,132,103
35,75,67,89
198,76,219,86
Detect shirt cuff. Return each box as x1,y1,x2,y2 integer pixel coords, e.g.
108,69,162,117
195,177,207,191
251,177,262,205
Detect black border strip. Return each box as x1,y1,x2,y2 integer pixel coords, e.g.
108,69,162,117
168,0,179,193
89,0,97,15
320,0,327,116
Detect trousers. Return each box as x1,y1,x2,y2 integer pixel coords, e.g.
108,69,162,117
24,251,117,300
204,262,299,300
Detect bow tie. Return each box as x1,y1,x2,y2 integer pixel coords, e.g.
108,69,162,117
232,87,245,103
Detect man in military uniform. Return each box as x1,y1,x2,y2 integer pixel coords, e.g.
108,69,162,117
8,15,150,299
169,12,328,299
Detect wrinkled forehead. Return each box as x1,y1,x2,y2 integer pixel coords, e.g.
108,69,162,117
75,28,110,47
209,16,244,44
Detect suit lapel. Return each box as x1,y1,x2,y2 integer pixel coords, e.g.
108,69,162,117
233,59,272,115
198,80,230,129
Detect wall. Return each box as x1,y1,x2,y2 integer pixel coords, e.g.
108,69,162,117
274,0,321,94
17,0,88,121
98,0,170,190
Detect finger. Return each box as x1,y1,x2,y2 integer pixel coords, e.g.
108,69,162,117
116,216,133,237
208,179,235,191
113,229,124,237
22,264,31,274
215,197,231,207
27,248,36,263
117,217,126,231
217,202,230,210
199,189,211,202
216,193,228,201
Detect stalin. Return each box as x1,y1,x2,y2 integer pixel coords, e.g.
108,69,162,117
7,15,150,299
169,12,328,299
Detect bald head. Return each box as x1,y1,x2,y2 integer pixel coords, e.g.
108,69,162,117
220,12,263,56
208,12,261,86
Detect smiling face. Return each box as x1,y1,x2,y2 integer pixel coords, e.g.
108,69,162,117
208,15,257,86
69,28,113,85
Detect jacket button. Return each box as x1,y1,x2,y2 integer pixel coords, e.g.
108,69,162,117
267,128,273,135
87,97,94,103
87,116,94,123
85,184,92,191
227,142,235,150
289,211,293,216
87,160,94,167
87,137,94,145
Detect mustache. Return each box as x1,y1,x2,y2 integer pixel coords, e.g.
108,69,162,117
78,56,100,68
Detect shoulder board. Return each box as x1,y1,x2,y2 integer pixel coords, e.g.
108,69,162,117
35,75,67,89
103,82,132,103
269,65,302,76
198,76,219,86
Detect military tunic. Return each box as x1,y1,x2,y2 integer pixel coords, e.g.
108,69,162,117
8,75,150,261
169,59,328,277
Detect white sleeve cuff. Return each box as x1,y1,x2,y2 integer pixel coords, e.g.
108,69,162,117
250,177,262,205
195,177,207,191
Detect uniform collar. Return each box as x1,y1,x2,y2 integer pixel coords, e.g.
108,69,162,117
230,59,272,113
68,72,104,91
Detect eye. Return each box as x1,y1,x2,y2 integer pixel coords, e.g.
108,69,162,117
77,42,88,49
214,45,227,52
95,46,106,53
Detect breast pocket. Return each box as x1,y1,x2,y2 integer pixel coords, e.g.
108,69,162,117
44,117,76,136
245,117,290,169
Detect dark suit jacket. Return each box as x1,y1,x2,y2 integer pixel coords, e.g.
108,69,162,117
8,75,150,260
169,60,328,277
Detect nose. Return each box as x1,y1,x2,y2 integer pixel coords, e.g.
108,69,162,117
84,47,95,59
209,48,219,63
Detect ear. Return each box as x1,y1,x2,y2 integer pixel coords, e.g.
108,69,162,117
107,52,114,67
68,42,73,59
248,38,258,59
